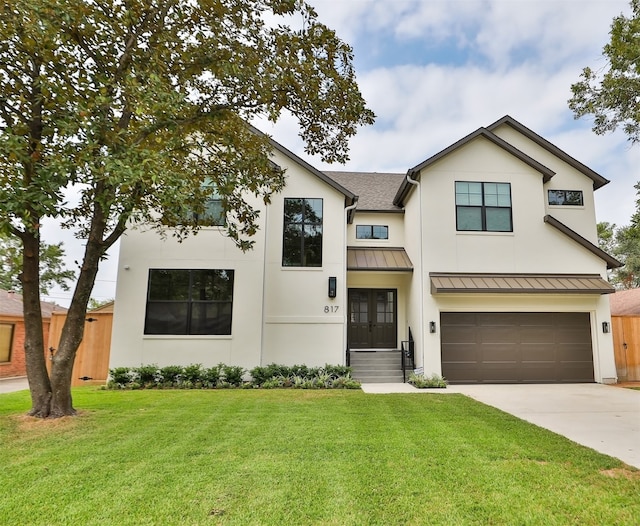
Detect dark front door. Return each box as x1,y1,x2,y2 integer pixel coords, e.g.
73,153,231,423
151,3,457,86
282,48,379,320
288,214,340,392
348,289,397,348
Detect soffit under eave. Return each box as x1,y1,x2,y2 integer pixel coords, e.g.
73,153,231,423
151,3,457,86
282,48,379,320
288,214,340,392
393,128,555,207
544,215,623,270
486,116,609,190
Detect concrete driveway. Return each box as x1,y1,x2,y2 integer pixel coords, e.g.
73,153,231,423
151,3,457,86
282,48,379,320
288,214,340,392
453,383,640,469
0,376,28,394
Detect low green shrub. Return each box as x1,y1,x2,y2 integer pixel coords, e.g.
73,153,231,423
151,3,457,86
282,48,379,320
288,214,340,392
408,372,448,389
107,363,360,390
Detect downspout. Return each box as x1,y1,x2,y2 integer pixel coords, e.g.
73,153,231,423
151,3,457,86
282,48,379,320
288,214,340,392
343,197,359,365
259,200,269,367
405,173,424,372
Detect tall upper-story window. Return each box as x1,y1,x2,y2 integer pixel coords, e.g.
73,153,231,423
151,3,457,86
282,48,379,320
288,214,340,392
283,198,323,267
548,190,583,206
455,181,512,232
356,225,389,240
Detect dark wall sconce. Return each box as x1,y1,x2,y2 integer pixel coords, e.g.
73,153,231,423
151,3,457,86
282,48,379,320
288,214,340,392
429,321,436,333
328,277,337,298
602,321,610,333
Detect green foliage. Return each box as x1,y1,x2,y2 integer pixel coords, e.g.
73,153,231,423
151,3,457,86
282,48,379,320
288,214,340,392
107,363,360,390
408,373,448,389
597,219,640,288
569,0,640,143
220,364,245,387
0,234,75,294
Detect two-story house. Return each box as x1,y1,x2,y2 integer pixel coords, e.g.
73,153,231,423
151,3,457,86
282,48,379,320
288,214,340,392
109,116,621,384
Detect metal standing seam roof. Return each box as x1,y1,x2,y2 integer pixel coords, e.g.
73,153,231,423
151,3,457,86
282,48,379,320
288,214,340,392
347,247,413,271
430,273,615,294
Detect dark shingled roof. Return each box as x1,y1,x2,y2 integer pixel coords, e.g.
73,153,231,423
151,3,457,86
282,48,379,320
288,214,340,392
0,289,67,318
323,171,405,211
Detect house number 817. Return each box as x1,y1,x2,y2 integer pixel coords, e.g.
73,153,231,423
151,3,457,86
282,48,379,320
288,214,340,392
324,306,339,313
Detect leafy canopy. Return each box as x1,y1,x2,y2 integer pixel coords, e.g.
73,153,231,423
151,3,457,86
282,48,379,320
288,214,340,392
569,0,640,142
0,234,75,294
0,0,374,250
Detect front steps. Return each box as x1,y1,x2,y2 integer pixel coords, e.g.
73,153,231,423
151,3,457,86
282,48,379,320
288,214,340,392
349,350,407,383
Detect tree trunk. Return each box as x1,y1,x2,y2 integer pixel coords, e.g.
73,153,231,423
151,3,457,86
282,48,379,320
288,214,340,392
21,230,53,418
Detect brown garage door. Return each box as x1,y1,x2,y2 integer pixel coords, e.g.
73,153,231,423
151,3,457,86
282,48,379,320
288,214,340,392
441,312,594,384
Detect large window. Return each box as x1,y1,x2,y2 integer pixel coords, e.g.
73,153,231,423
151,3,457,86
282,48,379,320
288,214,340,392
548,190,583,206
283,198,323,267
356,225,389,240
144,269,234,335
0,323,14,363
455,181,512,232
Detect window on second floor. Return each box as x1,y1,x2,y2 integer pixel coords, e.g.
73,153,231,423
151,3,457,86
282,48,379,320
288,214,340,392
356,225,389,240
455,181,512,232
283,198,323,267
548,190,583,206
190,180,226,226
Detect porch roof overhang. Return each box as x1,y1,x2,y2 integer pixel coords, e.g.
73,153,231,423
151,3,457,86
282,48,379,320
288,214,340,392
430,272,615,295
347,247,413,272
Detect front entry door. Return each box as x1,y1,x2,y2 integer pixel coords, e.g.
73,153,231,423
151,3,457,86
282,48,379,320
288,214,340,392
348,289,397,348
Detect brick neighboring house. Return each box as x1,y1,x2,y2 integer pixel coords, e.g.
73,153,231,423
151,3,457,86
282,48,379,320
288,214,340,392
0,290,67,379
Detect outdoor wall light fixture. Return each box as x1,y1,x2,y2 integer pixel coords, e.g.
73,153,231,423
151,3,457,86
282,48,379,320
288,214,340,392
602,321,610,333
429,321,436,333
328,277,337,298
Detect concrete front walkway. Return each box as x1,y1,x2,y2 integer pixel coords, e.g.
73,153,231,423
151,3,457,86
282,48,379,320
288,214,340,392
362,382,640,469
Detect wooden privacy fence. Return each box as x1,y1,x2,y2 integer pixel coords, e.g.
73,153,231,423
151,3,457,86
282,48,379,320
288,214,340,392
47,304,113,386
611,316,640,382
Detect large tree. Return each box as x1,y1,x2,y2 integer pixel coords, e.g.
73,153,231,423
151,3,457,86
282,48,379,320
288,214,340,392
0,234,75,294
569,0,640,142
0,0,374,417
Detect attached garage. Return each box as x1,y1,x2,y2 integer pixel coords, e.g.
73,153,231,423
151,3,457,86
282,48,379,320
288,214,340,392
440,312,594,384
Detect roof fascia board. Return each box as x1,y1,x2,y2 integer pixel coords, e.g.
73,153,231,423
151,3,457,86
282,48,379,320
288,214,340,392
393,127,556,206
544,214,623,269
247,124,357,202
487,115,609,189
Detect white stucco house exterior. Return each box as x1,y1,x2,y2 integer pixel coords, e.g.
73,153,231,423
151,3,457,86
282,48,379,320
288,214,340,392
109,116,621,384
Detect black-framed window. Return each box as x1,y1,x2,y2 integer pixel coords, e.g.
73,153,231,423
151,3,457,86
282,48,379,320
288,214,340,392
191,180,225,226
356,225,389,240
144,269,234,335
455,181,512,232
548,190,583,206
0,323,14,363
283,198,323,267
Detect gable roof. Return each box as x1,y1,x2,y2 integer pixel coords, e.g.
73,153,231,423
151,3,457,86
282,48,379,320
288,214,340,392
248,125,357,204
0,289,67,318
486,115,609,189
543,215,623,269
324,171,404,212
393,125,556,206
609,288,640,315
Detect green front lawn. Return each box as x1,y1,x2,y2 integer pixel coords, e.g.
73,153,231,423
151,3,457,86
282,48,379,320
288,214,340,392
1,388,638,525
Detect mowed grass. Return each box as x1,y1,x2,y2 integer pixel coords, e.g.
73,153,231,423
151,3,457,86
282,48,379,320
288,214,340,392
1,388,638,525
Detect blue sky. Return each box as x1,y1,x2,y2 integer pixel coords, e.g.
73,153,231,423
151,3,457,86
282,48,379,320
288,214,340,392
42,0,640,305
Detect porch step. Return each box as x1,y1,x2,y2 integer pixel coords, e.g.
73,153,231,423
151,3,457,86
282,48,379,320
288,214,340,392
349,350,408,384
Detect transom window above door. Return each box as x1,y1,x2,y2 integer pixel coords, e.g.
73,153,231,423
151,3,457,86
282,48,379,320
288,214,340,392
356,225,388,240
455,181,512,232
